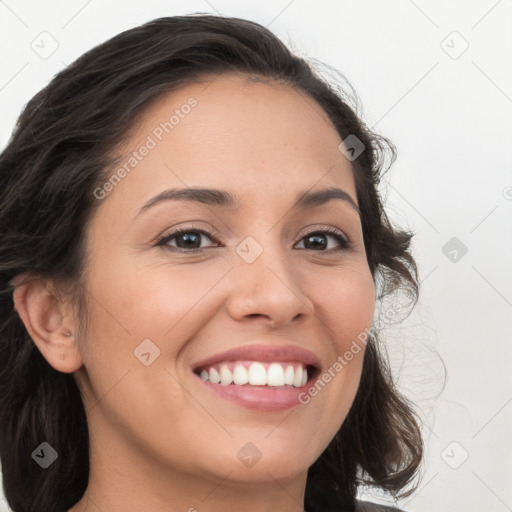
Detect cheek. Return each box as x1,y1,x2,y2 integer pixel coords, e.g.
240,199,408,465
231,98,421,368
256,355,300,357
85,257,229,340
292,264,375,451
308,263,375,353
76,258,234,405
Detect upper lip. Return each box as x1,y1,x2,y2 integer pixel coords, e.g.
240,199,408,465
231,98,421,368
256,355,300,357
192,344,321,372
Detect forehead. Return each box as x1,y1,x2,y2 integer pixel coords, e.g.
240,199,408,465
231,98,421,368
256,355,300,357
98,73,356,216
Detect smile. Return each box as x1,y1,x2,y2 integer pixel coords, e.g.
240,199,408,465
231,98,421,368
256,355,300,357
195,361,310,388
191,344,320,411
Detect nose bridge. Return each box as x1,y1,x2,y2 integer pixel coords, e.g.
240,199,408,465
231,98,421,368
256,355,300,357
225,232,312,326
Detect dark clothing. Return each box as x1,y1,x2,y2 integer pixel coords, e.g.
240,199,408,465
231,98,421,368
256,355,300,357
355,499,404,511
304,491,404,512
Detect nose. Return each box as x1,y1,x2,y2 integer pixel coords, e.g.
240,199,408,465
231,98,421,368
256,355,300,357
225,245,313,329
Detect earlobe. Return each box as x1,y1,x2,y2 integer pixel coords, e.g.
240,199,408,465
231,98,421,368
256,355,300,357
12,274,84,374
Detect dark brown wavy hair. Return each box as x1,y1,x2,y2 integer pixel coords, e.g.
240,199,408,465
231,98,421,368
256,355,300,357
0,14,423,512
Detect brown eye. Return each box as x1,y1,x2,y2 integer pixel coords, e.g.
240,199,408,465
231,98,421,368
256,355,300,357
156,227,220,252
295,228,351,252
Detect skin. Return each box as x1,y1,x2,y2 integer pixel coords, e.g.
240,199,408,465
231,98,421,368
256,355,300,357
13,73,375,512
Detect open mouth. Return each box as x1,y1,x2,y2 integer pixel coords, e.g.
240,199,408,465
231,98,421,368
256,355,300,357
190,344,322,410
193,360,319,388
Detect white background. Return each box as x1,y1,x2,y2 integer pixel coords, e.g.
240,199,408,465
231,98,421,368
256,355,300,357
1,1,511,511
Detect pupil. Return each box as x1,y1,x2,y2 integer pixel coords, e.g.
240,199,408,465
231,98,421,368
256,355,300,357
307,234,326,250
178,232,200,248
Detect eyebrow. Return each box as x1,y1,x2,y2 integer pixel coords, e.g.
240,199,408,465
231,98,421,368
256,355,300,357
134,186,360,219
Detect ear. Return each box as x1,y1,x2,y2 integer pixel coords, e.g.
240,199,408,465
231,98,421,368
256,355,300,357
12,272,84,373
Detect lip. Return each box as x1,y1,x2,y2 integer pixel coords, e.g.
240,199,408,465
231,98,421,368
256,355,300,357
191,344,321,412
192,344,321,372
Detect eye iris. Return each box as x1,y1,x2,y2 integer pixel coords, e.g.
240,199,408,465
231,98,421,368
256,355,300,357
163,229,343,251
177,232,201,249
305,233,327,250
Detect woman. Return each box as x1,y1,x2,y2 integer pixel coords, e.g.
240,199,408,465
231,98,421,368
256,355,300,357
0,14,422,512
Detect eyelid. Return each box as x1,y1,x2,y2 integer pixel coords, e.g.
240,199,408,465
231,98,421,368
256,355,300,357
155,223,353,252
155,224,221,248
295,225,352,251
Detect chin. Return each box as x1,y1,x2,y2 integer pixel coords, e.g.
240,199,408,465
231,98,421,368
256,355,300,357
221,458,310,484
209,439,318,484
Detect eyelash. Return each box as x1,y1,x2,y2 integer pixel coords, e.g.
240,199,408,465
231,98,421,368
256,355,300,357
155,224,353,253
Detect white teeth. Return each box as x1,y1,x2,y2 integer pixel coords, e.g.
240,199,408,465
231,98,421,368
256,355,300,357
267,363,285,386
293,365,303,388
209,367,221,384
198,361,311,388
233,365,249,385
220,364,233,386
248,362,267,385
284,365,294,385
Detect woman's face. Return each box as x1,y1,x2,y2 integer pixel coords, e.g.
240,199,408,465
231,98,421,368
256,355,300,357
73,73,375,487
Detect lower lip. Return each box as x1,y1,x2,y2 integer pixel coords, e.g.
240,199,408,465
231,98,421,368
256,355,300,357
194,375,315,412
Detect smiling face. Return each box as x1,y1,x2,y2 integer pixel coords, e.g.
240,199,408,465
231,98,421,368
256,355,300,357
70,72,375,498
